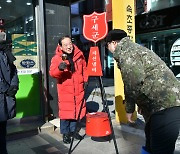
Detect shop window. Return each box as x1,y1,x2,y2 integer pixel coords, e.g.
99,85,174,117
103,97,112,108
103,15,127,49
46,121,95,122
0,0,38,75
136,28,180,77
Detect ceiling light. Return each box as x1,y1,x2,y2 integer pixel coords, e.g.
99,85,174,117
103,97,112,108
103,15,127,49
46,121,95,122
0,6,2,9
26,2,32,6
6,0,12,3
26,0,32,5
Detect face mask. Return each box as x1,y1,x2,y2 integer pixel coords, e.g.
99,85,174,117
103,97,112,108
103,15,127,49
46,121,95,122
0,31,6,42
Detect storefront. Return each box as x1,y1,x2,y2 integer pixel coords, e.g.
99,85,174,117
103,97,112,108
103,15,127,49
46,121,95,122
0,0,41,118
135,5,180,78
0,0,82,120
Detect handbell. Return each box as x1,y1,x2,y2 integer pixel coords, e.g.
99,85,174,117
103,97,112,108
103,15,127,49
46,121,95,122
62,53,67,61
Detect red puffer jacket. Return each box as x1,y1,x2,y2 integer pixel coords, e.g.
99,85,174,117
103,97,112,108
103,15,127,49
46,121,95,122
49,45,88,120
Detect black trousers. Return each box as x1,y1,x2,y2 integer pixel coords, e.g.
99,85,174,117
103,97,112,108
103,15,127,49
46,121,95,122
60,119,77,134
145,107,180,154
0,121,7,154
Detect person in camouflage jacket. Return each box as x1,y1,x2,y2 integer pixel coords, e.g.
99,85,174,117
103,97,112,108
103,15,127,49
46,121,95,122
106,29,180,154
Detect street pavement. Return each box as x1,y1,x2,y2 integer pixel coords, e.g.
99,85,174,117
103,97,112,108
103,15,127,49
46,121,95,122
6,77,180,154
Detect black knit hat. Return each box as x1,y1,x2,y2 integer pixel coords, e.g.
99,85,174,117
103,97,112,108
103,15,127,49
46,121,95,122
106,29,127,44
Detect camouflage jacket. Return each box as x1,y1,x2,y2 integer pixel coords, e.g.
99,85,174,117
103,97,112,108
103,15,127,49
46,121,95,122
113,37,180,121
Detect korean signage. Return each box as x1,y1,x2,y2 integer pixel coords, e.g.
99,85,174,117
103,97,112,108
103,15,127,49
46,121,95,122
126,5,134,41
83,12,108,76
83,11,108,43
112,0,135,123
86,47,102,76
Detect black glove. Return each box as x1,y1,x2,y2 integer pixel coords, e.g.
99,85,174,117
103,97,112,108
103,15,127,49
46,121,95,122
58,62,67,71
7,85,18,97
83,82,88,90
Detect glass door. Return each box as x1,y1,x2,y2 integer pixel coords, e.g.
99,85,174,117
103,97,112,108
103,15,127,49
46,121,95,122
0,0,41,118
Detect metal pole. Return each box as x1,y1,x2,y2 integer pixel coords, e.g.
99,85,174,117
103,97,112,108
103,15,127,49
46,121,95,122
98,76,119,154
69,77,119,154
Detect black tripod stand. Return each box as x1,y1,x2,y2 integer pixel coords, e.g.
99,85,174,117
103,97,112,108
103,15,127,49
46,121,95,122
68,76,119,154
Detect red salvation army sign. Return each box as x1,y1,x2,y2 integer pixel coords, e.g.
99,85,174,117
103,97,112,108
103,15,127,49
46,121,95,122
83,12,108,43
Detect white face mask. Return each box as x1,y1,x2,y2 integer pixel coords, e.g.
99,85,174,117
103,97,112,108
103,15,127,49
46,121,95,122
0,31,6,42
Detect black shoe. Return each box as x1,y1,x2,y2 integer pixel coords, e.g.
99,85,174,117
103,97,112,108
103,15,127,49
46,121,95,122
73,132,83,140
63,134,71,144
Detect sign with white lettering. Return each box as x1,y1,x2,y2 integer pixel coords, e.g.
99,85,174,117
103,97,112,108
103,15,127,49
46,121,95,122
83,12,108,43
87,46,102,76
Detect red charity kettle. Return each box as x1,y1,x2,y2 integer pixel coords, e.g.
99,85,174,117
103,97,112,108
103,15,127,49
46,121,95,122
86,112,112,137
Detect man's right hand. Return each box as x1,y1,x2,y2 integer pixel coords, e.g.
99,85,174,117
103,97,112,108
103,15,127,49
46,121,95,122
58,62,67,71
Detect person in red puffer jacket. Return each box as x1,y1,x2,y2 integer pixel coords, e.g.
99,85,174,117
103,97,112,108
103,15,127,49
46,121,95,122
49,35,88,144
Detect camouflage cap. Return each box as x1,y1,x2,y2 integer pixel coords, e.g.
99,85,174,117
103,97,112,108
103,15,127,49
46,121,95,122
106,29,127,44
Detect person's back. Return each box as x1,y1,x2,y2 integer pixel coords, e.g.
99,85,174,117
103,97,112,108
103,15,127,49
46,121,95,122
106,28,180,154
114,37,180,120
